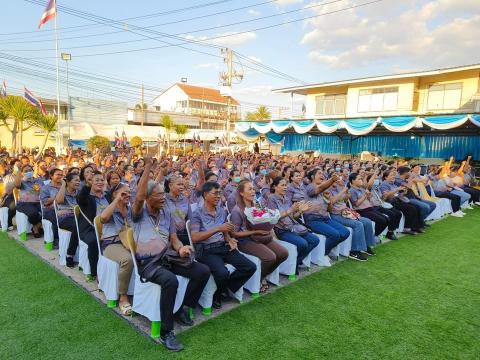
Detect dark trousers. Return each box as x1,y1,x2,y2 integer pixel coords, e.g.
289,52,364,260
16,202,41,226
463,186,480,202
59,216,79,257
198,244,256,295
3,194,15,227
238,239,288,278
392,200,423,230
82,228,99,276
143,261,210,333
357,208,389,235
176,230,190,246
436,192,461,212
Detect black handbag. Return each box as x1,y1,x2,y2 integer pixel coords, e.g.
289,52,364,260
161,247,194,269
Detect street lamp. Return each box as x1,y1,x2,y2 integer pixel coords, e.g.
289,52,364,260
61,53,72,146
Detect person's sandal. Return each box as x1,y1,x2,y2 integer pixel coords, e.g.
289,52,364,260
260,280,269,293
119,302,132,316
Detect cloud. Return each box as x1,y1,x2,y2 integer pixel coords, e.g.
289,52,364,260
301,0,480,70
248,9,261,16
183,31,257,47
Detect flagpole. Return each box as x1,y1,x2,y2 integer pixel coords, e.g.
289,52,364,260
54,0,62,155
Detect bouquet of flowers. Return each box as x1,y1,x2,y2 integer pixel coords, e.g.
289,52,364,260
244,207,280,229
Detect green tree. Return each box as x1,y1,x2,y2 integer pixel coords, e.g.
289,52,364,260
245,105,271,121
161,115,175,154
130,136,143,148
0,95,41,153
31,113,57,158
86,135,111,152
174,124,189,155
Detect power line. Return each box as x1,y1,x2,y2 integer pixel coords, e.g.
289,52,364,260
1,0,239,36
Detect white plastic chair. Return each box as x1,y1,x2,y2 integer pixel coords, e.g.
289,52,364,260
277,240,298,280
338,228,353,257
13,188,32,241
54,201,77,266
40,201,54,251
73,205,92,278
0,206,8,232
94,216,123,308
309,233,331,267
226,214,262,298
126,229,189,338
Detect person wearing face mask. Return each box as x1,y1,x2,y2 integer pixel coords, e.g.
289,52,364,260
224,170,241,199
76,170,109,279
349,173,400,241
40,168,65,245
0,161,16,229
14,164,44,237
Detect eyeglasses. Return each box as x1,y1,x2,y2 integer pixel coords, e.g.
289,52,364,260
208,191,222,197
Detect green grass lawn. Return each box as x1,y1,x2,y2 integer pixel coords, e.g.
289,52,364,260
1,210,479,360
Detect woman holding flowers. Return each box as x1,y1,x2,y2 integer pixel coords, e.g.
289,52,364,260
231,180,288,292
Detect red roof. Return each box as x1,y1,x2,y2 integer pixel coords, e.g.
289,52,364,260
176,83,239,106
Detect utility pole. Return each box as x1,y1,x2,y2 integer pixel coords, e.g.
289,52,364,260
141,82,145,127
220,48,243,144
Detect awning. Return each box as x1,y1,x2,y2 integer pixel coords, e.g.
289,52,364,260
235,114,479,139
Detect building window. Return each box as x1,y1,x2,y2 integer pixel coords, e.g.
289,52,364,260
315,94,346,115
427,82,462,110
358,87,398,112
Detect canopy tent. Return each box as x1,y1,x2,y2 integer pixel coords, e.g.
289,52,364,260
235,114,480,159
235,114,480,138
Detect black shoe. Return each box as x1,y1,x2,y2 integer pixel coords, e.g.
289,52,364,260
66,256,74,268
348,251,368,262
212,294,222,309
160,331,184,352
424,223,431,227
365,246,376,256
403,230,416,235
386,231,398,240
174,308,193,327
415,228,425,234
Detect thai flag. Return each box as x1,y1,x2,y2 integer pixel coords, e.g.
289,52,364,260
114,130,120,147
24,87,41,107
0,80,6,97
38,0,57,29
39,100,47,116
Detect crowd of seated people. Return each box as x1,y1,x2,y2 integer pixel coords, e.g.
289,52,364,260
0,146,479,351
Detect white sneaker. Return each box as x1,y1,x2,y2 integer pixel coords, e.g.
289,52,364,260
451,211,464,218
474,201,480,206
459,211,466,216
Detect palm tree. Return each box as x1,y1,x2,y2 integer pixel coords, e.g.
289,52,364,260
161,115,175,154
174,124,189,155
245,105,271,121
0,95,40,153
31,113,57,157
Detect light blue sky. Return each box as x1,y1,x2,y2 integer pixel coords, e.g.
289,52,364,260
1,0,478,113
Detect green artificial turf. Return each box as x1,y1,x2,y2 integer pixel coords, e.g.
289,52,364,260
1,210,479,359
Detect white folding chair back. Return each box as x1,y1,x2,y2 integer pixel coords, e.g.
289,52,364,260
94,216,120,306
13,189,32,241
186,219,217,314
73,205,91,275
0,207,8,232
338,228,353,257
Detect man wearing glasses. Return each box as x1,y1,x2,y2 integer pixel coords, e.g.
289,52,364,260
190,182,256,309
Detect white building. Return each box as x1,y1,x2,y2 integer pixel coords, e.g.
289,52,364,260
152,83,239,130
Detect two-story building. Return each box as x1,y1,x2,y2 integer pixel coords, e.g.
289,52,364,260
274,64,480,119
152,83,239,130
266,64,480,159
